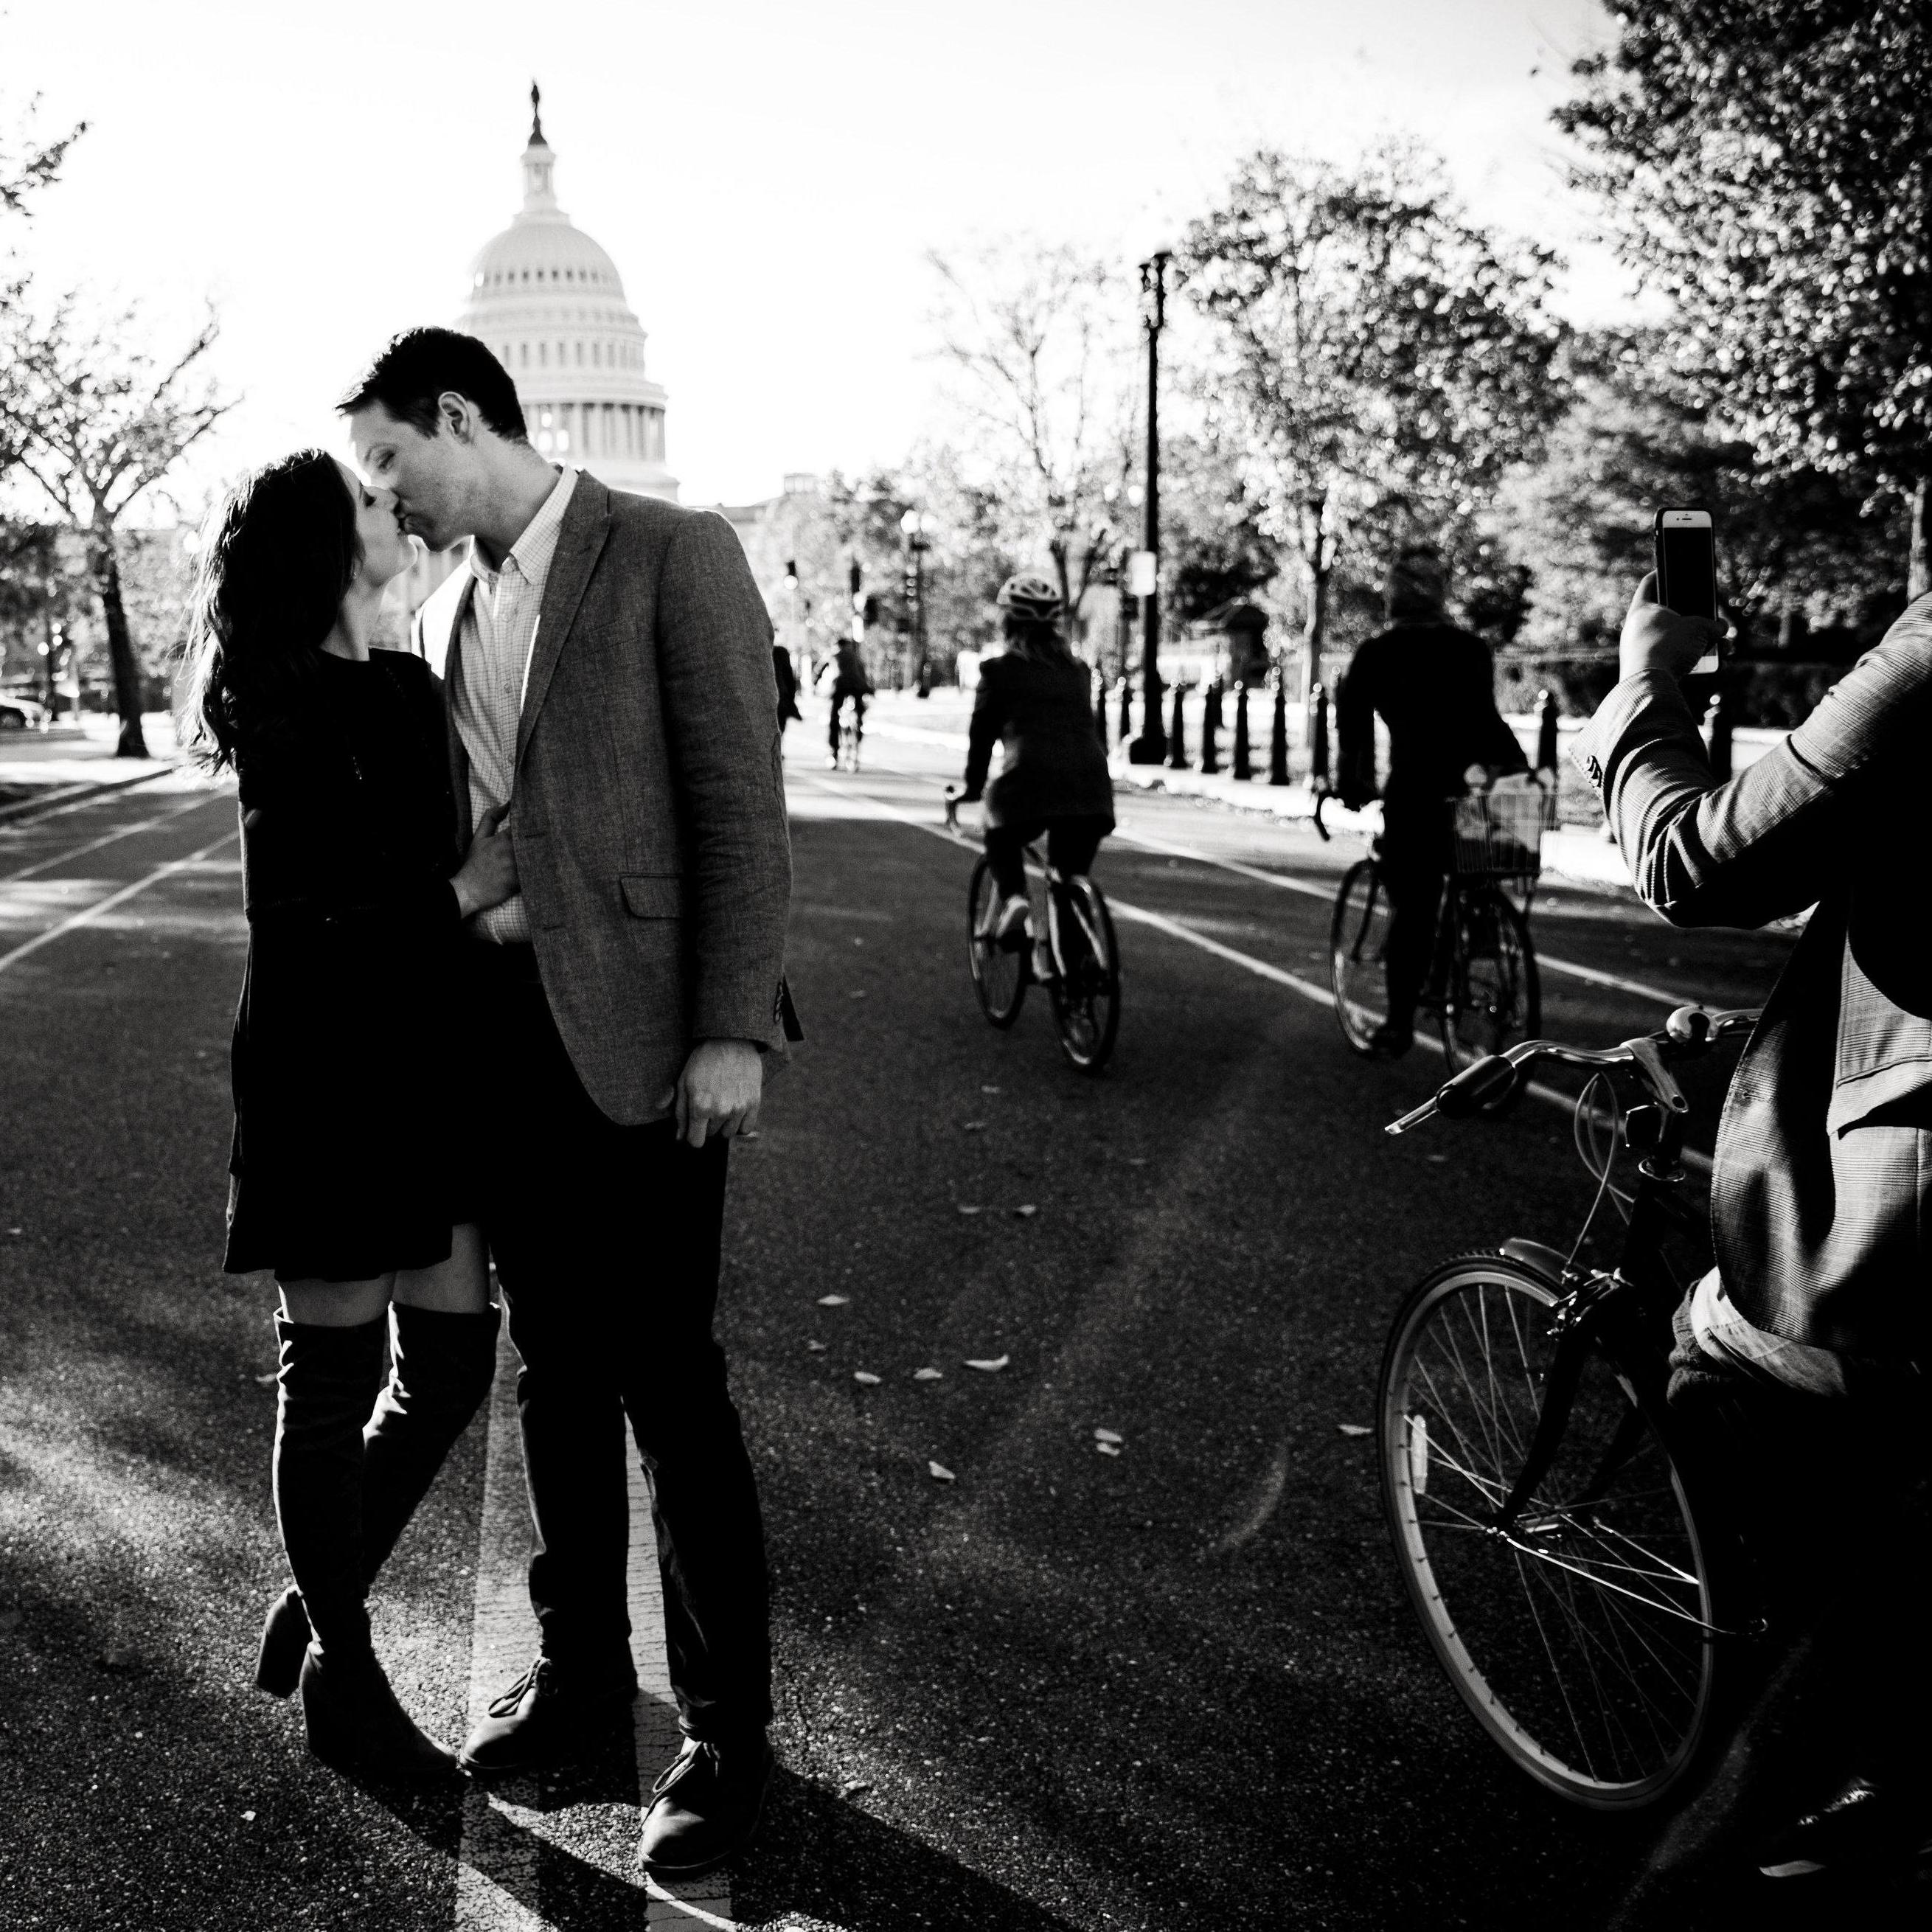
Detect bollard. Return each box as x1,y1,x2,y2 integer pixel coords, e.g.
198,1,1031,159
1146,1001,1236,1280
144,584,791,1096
1200,681,1222,775
1117,678,1133,746
1094,675,1110,748
1232,682,1253,780
1536,687,1561,774
1267,674,1290,785
1167,682,1189,769
1706,689,1734,781
1310,681,1330,787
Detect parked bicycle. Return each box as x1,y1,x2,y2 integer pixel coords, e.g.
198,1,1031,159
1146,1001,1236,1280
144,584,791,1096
944,786,1120,1073
1375,1005,1762,1810
1330,778,1555,1095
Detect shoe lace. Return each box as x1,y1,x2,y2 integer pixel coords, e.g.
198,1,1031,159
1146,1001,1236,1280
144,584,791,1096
650,1736,718,1799
487,1654,550,1719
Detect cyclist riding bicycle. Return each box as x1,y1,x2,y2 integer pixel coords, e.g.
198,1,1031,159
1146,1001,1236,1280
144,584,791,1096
824,636,872,769
1336,546,1527,1057
1577,572,1932,1881
958,572,1115,981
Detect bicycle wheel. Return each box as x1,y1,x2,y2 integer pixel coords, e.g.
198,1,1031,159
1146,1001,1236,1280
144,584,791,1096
1439,886,1539,1086
967,856,1026,1028
1329,859,1392,1055
1379,1255,1723,1810
1048,876,1120,1073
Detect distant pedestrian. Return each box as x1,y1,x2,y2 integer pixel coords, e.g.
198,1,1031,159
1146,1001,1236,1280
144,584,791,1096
1335,546,1526,1055
773,642,800,734
179,449,521,1781
824,636,872,768
957,574,1115,982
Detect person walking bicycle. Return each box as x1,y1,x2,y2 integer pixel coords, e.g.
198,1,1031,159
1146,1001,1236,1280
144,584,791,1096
1336,546,1527,1056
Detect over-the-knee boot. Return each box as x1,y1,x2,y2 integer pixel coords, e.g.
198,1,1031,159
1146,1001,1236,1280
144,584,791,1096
258,1304,501,1695
269,1315,454,1779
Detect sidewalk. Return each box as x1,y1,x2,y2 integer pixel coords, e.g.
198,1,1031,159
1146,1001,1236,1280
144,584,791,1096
858,689,1640,890
0,713,185,821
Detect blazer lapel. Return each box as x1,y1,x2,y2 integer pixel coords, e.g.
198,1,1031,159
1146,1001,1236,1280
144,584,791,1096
517,473,612,771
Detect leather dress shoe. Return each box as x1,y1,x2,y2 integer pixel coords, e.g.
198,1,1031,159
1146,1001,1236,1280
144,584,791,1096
1759,1776,1932,1877
638,1731,774,1877
458,1653,636,1777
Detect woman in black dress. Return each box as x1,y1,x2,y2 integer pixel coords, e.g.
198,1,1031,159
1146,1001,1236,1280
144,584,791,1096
181,449,518,1779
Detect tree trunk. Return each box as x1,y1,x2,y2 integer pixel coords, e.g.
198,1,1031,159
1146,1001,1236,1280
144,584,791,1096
1910,476,1928,602
90,523,149,759
1302,555,1330,723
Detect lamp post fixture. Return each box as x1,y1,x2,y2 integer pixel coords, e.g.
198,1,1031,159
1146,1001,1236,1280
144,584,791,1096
900,507,933,698
1127,247,1172,763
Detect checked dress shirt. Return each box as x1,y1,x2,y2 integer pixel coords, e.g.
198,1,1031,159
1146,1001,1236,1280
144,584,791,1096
450,465,578,945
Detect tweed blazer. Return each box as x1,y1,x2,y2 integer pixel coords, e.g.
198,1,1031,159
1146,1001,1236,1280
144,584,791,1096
412,473,799,1126
1573,592,1932,1375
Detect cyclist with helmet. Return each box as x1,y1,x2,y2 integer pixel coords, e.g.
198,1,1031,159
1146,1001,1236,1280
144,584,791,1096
959,574,1115,976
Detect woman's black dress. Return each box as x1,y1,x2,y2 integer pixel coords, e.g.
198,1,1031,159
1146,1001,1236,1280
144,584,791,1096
223,649,465,1283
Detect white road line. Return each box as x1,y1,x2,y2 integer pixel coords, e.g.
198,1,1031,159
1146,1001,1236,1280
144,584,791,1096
796,771,1714,1176
0,793,220,886
456,1323,735,1930
0,827,237,979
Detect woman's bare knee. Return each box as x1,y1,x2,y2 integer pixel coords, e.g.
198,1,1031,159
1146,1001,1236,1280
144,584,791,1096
392,1224,495,1315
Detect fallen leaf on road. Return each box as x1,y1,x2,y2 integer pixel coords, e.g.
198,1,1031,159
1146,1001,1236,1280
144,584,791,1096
241,1810,257,1823
849,989,867,999
1426,1153,1447,1164
1097,1442,1122,1457
1094,1428,1124,1445
1337,1423,1372,1437
1012,1204,1038,1217
956,1205,983,1216
738,1130,761,1141
928,1462,956,1483
805,1341,826,1352
981,1085,1001,1094
817,1294,852,1307
840,1780,871,1798
4,1228,20,1236
913,1367,942,1381
964,1355,1010,1372
253,1372,277,1386
853,1371,881,1386
1125,1158,1148,1167
962,1121,986,1132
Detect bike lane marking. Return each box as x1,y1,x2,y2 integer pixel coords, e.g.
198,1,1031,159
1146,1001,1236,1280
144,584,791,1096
0,791,222,886
796,770,1713,1176
456,1314,737,1928
0,827,239,980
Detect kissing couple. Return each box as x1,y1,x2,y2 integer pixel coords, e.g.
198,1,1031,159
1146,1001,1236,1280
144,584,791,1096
181,327,802,1876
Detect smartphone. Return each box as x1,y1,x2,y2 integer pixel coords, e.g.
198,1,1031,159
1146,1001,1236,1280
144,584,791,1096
1653,507,1720,673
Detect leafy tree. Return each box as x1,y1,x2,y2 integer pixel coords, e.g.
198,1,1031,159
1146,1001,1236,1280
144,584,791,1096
1557,1,1932,593
927,240,1138,635
1180,145,1568,703
1,300,233,754
1,94,86,480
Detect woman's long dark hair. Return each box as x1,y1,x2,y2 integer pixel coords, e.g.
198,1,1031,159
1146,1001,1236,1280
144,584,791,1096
178,450,360,772
1001,614,1073,664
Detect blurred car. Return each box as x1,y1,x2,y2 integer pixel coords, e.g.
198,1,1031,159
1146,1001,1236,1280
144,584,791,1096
0,694,49,731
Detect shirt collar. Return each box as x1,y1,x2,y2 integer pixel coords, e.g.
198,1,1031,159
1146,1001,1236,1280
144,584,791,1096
467,467,577,593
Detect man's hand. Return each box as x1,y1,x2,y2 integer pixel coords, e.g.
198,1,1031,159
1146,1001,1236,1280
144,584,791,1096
675,1038,763,1149
1621,573,1728,684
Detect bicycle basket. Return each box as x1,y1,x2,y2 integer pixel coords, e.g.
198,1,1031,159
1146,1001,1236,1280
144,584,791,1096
1450,782,1556,880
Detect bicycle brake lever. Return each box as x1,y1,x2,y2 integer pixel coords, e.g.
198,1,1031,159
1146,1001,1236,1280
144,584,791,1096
1624,1038,1689,1114
1386,1098,1439,1136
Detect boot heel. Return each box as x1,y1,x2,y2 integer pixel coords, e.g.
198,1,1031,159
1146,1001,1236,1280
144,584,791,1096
254,1586,311,1698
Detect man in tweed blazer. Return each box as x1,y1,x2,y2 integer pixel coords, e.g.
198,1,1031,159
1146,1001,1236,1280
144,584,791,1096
343,329,798,1874
1574,574,1931,1877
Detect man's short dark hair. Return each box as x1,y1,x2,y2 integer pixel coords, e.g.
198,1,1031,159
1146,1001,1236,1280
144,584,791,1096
336,327,527,441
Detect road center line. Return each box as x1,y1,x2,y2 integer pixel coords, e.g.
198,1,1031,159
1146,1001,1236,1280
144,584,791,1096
796,770,1713,1175
0,828,238,980
1,793,222,886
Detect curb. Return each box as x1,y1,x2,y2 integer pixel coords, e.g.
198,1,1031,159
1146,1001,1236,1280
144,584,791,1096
0,766,173,827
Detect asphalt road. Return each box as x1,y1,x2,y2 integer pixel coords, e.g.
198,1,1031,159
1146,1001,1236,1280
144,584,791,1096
0,719,1918,1931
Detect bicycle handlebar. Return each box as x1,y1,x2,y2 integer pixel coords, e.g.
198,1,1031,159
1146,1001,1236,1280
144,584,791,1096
1384,1004,1760,1137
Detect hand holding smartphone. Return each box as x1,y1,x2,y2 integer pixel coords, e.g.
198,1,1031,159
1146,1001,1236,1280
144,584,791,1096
1653,507,1722,673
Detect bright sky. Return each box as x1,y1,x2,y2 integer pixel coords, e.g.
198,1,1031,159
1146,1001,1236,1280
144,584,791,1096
4,0,1627,514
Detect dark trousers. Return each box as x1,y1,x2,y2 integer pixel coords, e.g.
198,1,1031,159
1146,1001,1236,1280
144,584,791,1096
460,943,771,1740
827,689,866,754
1379,816,1446,1027
984,815,1108,901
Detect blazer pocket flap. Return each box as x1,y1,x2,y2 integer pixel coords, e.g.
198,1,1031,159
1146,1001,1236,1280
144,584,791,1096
621,873,687,919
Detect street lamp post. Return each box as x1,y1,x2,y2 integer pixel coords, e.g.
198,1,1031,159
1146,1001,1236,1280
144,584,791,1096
1127,247,1172,764
900,508,932,698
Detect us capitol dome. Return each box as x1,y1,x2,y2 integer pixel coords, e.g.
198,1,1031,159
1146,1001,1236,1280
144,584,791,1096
457,87,678,502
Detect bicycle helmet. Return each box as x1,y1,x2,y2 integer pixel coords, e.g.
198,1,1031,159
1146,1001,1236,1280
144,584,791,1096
995,572,1064,625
